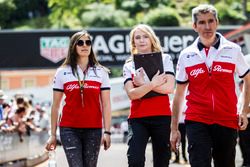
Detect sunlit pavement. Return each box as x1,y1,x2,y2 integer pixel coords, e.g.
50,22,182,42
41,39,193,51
36,134,244,167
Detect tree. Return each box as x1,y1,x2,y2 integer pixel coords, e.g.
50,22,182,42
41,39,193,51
209,0,216,4
48,0,94,28
242,0,247,18
0,0,16,29
81,3,131,27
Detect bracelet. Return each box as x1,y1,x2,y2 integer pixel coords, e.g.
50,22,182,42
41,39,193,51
104,131,111,135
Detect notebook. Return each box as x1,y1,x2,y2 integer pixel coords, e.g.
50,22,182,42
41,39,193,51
133,52,165,98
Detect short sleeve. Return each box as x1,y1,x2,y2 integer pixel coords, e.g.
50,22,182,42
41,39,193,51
236,50,250,78
53,68,64,91
123,61,133,85
176,53,188,83
163,54,175,75
101,68,111,90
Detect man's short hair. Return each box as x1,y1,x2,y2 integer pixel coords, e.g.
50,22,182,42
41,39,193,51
192,4,218,24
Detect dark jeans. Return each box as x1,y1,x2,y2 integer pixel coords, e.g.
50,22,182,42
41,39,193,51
60,127,102,167
185,121,237,167
127,116,171,167
239,118,250,166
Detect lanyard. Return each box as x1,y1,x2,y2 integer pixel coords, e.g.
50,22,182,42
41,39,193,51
75,67,88,107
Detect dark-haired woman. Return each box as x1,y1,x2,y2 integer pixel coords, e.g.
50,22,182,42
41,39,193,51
45,30,111,167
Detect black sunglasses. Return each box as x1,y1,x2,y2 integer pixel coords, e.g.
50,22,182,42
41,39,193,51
76,39,92,46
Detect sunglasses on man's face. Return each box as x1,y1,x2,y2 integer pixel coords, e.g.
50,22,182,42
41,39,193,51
76,39,92,46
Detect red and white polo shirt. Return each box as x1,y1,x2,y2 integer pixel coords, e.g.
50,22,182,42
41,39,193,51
53,65,110,128
176,33,250,129
123,53,175,119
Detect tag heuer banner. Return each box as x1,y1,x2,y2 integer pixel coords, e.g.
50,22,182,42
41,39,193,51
0,27,236,69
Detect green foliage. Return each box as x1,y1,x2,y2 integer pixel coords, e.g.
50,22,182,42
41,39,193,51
142,0,160,8
1,0,249,29
215,2,247,25
100,0,115,4
161,0,172,6
114,0,122,9
0,0,16,28
230,1,242,11
48,0,90,28
81,3,132,27
49,8,83,29
11,0,49,20
12,16,51,30
120,1,149,17
143,6,180,26
110,67,123,78
247,2,250,19
181,1,199,13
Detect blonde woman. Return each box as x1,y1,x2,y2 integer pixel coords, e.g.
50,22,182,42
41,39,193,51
123,24,175,167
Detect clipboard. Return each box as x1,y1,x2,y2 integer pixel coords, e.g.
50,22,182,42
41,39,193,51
133,52,165,98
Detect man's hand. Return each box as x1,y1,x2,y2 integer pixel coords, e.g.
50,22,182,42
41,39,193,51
170,129,181,153
238,112,249,130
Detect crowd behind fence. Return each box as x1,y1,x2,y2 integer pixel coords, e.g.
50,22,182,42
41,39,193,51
0,91,50,166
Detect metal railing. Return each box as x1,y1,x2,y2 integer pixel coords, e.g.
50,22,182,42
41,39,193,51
0,131,49,166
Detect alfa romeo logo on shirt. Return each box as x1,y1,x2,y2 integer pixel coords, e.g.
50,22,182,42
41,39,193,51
40,37,70,63
213,65,232,73
190,68,205,78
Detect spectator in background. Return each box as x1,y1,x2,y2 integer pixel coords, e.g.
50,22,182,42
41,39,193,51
0,94,44,134
120,120,128,143
170,4,250,167
8,95,30,119
0,91,9,131
123,24,175,167
0,90,7,121
37,107,49,131
0,103,12,132
10,107,27,141
45,30,111,167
